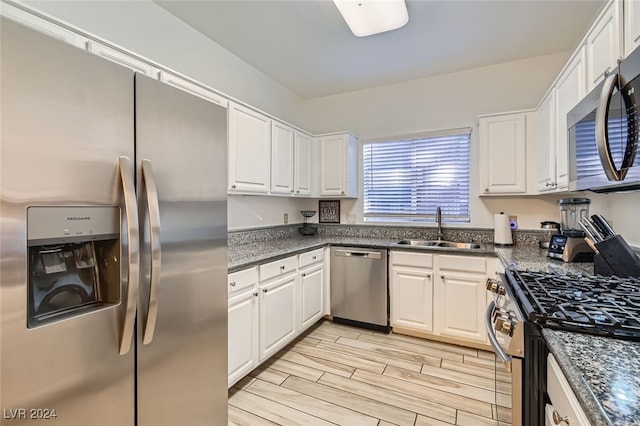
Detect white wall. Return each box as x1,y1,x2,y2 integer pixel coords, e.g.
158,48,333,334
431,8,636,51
300,53,574,231
228,195,319,230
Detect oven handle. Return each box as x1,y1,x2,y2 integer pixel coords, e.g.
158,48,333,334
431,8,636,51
485,301,512,363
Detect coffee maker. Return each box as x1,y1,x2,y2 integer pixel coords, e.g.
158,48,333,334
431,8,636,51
547,198,595,262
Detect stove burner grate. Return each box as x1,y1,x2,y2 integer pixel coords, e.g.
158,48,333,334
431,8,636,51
506,268,640,340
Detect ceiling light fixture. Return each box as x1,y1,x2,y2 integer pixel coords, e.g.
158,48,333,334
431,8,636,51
333,0,409,37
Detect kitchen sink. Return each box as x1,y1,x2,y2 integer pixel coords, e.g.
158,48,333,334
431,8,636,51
396,239,483,250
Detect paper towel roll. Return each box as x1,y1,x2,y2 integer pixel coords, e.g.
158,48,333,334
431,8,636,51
494,212,513,246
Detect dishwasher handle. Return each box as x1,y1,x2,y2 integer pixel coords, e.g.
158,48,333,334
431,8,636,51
334,249,382,259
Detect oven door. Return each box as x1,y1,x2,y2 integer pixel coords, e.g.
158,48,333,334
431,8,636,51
485,300,523,426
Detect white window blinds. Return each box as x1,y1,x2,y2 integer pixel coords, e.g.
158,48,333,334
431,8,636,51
363,129,471,223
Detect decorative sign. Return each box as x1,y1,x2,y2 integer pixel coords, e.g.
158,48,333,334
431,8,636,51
318,200,340,223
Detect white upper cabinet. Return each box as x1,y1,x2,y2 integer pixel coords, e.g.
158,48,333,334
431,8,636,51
537,90,557,192
317,132,358,197
0,3,87,48
158,71,227,107
86,40,159,77
625,0,640,56
228,102,271,194
294,131,312,196
478,112,528,195
586,0,623,91
270,121,295,195
554,46,587,191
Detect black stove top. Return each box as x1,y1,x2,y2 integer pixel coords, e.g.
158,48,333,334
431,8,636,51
506,268,640,341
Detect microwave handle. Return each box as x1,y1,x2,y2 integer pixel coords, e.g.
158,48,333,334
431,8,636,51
595,73,621,181
620,76,638,177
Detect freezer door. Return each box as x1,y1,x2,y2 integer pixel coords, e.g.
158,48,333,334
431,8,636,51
0,18,135,425
135,74,228,425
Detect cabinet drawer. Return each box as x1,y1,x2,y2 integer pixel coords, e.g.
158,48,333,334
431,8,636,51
547,354,591,426
259,255,297,281
228,267,258,295
299,248,324,268
390,251,433,268
438,255,486,274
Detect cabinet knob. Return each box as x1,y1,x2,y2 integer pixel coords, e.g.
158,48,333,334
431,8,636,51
263,288,268,293
229,281,236,287
441,275,445,280
290,189,294,193
312,256,317,260
427,274,431,278
280,265,286,270
296,190,300,193
301,273,306,277
231,184,237,189
341,191,345,195
552,410,570,425
484,188,489,193
253,292,259,297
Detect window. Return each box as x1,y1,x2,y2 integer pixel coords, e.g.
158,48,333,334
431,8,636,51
363,128,471,223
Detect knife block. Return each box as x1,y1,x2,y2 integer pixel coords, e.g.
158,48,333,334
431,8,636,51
593,235,640,278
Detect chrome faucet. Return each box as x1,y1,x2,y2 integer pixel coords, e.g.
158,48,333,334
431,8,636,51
436,206,444,241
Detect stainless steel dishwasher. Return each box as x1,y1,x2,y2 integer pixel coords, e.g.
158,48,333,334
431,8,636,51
330,246,390,332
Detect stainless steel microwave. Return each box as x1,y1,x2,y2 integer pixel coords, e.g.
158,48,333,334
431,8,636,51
568,45,639,193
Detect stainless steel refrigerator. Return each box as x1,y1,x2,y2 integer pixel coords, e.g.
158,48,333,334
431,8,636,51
0,17,228,425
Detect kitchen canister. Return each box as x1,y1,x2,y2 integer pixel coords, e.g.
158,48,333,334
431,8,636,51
494,212,513,246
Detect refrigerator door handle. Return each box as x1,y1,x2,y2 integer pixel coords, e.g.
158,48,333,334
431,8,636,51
119,156,140,355
141,159,161,345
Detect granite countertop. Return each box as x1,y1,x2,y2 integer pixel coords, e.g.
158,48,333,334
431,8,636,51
228,234,640,425
543,330,640,426
228,236,495,272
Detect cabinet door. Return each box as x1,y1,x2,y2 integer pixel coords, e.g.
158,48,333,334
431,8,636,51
228,289,259,388
294,131,312,196
228,102,271,193
318,133,357,197
435,272,487,343
625,0,640,56
537,91,557,192
158,71,227,107
390,265,433,332
299,263,324,331
479,113,527,194
270,121,295,195
319,134,347,196
259,273,297,361
86,40,158,77
586,0,622,91
555,47,586,190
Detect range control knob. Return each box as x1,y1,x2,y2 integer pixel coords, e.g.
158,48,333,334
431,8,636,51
495,315,510,332
493,307,506,321
486,279,506,295
501,320,514,336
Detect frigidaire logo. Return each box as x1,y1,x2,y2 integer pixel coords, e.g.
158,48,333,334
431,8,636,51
67,216,91,221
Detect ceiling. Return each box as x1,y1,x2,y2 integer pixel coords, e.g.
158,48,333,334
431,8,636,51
154,0,605,99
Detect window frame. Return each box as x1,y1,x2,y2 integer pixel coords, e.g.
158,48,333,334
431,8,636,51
361,128,472,224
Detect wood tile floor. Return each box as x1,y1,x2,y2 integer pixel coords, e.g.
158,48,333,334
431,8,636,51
228,320,512,426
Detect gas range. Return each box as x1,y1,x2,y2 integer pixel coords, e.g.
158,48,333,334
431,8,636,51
506,268,640,341
486,268,640,426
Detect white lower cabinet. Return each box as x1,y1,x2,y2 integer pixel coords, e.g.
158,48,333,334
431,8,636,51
227,268,259,388
546,354,591,426
390,251,490,345
259,271,297,361
299,265,323,329
390,251,434,332
228,249,326,387
435,255,487,343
